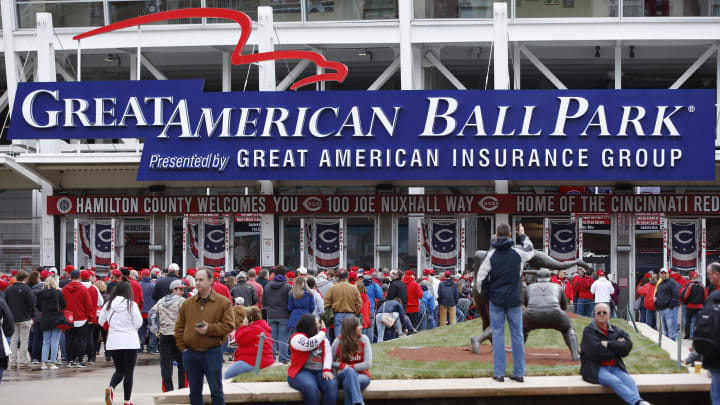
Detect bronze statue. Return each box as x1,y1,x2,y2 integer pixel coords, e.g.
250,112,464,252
470,247,590,356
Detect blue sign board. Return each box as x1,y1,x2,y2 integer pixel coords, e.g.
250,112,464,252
9,80,715,181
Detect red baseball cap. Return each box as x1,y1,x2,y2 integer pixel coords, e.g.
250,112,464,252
444,270,452,278
597,271,605,277
643,273,651,278
405,270,414,277
64,265,75,273
110,263,118,270
11,270,17,276
141,269,151,278
690,271,699,278
111,269,122,277
214,267,221,272
213,272,221,279
287,271,296,279
40,270,50,279
187,268,196,277
423,269,432,276
349,271,357,283
80,270,91,280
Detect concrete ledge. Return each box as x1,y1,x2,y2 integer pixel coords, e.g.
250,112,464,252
153,373,709,404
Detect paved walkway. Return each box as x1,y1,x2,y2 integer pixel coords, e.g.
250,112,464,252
0,354,169,405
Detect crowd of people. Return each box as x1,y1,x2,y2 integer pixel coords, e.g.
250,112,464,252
0,224,719,405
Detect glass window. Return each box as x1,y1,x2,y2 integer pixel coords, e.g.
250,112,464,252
415,0,494,18
282,217,301,269
582,217,611,276
397,216,410,270
635,218,663,280
624,0,720,17
346,217,374,269
108,0,202,24
207,0,301,23
307,0,396,21
0,219,40,273
514,217,545,250
17,2,104,29
123,218,150,270
706,218,720,265
515,0,617,18
234,217,260,270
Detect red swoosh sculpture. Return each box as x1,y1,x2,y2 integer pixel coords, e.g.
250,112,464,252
73,8,348,90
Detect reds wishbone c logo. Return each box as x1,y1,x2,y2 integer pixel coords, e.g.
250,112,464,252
73,8,348,90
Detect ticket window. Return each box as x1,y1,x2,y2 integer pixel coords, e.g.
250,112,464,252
233,219,260,270
346,217,375,269
634,218,664,282
512,217,545,251
705,219,720,266
397,216,411,270
281,217,301,269
123,218,150,270
581,218,612,278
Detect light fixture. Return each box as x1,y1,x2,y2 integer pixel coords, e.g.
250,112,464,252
104,53,117,63
594,46,600,58
357,48,368,56
629,45,635,58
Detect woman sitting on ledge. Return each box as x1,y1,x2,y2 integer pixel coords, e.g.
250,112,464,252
224,306,274,379
580,303,653,405
332,316,372,405
287,314,337,405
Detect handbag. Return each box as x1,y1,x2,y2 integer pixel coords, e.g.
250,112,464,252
633,296,643,312
381,313,395,328
320,306,334,326
55,292,73,331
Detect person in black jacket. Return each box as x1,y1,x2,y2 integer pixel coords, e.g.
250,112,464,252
262,265,292,363
580,303,652,405
152,264,181,302
5,270,34,368
385,270,408,309
0,296,15,384
36,276,66,369
437,271,459,326
654,268,681,341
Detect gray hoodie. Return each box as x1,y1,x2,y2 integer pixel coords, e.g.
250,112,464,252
149,294,185,336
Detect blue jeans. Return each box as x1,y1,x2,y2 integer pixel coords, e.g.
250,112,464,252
374,312,401,342
288,369,338,405
576,298,594,317
42,329,62,363
337,368,370,405
456,307,465,323
224,360,255,379
646,310,656,329
639,307,647,323
268,318,290,362
334,313,355,342
660,306,679,341
182,346,224,405
0,367,3,384
597,366,642,405
710,368,720,405
489,302,524,378
60,331,67,361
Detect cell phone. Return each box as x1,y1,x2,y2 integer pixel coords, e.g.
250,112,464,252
195,322,205,328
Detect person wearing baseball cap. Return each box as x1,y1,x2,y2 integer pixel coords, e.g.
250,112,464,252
400,270,423,329
230,272,257,308
437,270,459,326
654,268,681,341
79,269,104,365
211,270,233,302
590,270,615,318
152,263,182,302
149,279,187,392
681,270,705,339
348,271,358,284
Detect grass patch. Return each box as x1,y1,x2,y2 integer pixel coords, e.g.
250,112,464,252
233,317,683,382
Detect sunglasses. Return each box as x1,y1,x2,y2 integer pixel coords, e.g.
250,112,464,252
595,311,608,315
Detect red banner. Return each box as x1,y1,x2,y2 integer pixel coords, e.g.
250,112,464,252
47,194,720,216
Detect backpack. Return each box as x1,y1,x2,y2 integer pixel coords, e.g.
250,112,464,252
693,295,720,358
680,281,704,305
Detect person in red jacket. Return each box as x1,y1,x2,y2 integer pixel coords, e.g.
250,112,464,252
120,267,144,312
212,271,232,301
355,282,371,340
401,270,423,330
575,270,595,317
224,306,274,379
551,270,574,304
62,270,95,367
638,279,658,328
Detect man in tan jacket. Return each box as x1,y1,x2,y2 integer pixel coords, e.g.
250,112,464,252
323,269,362,341
175,268,234,405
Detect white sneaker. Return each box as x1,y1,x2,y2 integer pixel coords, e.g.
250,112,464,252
49,365,58,370
40,364,48,370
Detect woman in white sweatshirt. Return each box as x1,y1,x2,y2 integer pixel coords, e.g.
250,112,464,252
98,281,143,405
